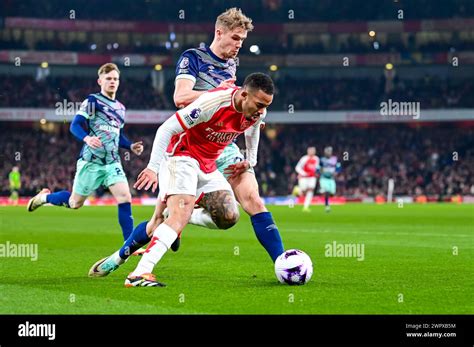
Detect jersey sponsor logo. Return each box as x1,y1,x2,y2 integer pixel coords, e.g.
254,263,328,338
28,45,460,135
205,127,239,143
179,57,190,69
98,124,120,134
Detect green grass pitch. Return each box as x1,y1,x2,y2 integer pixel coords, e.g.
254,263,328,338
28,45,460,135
0,204,472,314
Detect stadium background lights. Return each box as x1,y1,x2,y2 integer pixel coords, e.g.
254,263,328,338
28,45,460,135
40,62,49,69
40,118,47,125
269,64,278,71
154,64,163,71
369,30,376,37
250,44,260,55
385,63,394,70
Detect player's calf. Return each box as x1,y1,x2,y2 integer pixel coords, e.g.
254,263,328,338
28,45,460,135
199,190,239,230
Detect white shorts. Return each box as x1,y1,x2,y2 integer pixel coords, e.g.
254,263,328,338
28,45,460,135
158,156,233,202
298,177,316,191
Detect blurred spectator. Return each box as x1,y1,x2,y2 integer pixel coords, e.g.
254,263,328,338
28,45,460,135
1,123,472,199
1,74,473,110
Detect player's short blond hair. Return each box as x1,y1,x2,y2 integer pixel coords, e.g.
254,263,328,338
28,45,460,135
98,63,120,76
216,8,254,32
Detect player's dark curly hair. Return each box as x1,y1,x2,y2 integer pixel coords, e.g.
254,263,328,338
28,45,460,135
243,72,274,95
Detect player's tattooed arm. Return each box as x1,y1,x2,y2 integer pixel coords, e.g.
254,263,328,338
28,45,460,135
198,190,239,230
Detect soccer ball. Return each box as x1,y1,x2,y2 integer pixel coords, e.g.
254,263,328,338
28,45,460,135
275,249,313,285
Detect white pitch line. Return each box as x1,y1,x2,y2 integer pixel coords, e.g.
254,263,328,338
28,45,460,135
284,228,473,238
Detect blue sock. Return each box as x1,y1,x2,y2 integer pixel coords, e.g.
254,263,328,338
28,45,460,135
119,221,151,259
118,202,134,240
325,193,329,206
250,212,284,263
46,191,71,207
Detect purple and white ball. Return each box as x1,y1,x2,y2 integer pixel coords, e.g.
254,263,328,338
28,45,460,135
274,249,313,285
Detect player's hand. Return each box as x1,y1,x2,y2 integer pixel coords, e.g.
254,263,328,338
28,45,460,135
259,121,266,130
224,160,250,180
217,78,236,89
84,136,102,149
131,141,144,156
134,168,158,192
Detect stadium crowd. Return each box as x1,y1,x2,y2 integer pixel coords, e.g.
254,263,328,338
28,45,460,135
1,74,474,111
3,0,473,22
2,123,472,200
2,32,474,56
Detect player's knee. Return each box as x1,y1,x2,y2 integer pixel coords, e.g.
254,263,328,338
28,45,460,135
241,191,266,215
68,199,83,209
215,206,240,230
115,192,132,204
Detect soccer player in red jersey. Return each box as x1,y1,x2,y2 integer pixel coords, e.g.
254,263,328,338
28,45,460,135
89,73,274,287
295,147,320,212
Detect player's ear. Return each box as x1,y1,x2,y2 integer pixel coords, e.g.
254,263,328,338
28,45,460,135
215,27,222,40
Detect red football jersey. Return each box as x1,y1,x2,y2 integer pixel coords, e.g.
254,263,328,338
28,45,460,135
296,155,319,178
167,87,261,173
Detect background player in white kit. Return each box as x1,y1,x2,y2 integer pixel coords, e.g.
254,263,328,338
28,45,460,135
89,73,275,286
295,147,320,212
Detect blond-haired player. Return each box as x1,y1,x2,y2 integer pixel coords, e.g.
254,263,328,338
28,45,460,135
172,8,285,262
27,63,143,241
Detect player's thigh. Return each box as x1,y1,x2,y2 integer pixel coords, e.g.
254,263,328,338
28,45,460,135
216,142,254,179
103,162,128,195
197,171,239,229
158,156,200,202
319,178,335,194
72,159,105,197
229,171,266,216
108,181,132,204
299,177,316,192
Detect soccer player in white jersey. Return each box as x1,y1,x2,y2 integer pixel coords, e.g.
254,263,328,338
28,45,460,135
295,147,320,212
89,73,274,287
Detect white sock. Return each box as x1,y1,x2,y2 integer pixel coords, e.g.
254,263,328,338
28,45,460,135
40,194,48,203
304,191,313,209
131,223,178,277
111,250,125,265
188,208,218,229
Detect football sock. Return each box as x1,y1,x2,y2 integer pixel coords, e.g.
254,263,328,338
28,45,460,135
188,208,218,229
251,212,284,262
304,191,313,209
45,190,71,207
118,202,134,240
119,221,151,259
325,193,330,206
131,223,177,276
